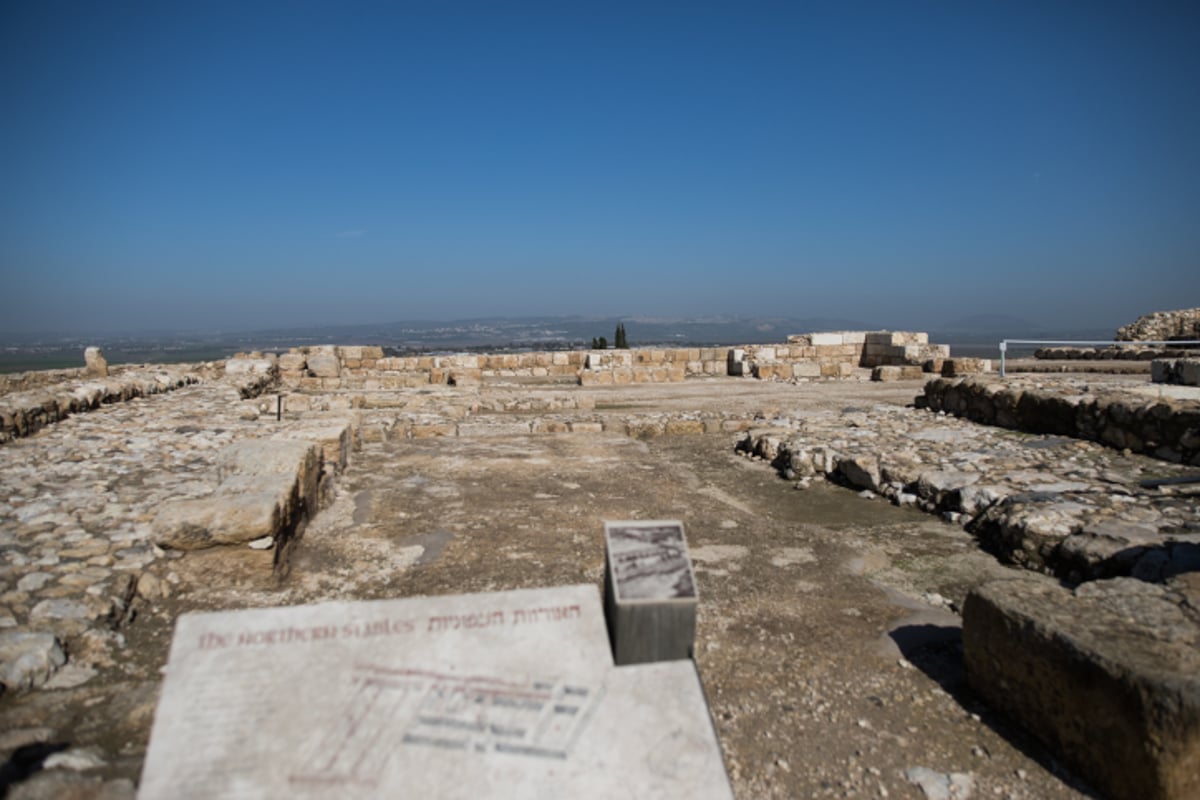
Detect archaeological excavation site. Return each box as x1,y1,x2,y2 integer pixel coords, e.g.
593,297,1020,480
1,310,1198,800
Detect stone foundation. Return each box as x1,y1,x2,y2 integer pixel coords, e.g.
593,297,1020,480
921,377,1200,465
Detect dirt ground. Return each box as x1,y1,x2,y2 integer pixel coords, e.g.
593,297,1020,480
4,377,1102,798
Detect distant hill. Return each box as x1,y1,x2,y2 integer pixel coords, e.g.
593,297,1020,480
0,315,888,373
939,313,1040,334
0,313,1124,373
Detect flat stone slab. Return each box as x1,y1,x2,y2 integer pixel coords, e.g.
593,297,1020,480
139,584,731,799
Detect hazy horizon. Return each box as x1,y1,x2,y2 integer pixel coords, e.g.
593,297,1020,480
3,3,1197,334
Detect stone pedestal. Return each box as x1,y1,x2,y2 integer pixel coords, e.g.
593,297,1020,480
603,520,698,666
140,584,730,799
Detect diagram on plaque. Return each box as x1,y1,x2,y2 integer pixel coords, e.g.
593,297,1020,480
606,521,696,601
290,664,605,789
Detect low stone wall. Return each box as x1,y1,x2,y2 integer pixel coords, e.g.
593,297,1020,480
1034,346,1200,361
0,367,92,396
273,333,950,389
920,377,1200,465
0,369,202,444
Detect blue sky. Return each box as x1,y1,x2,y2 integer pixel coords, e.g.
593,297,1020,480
2,1,1197,334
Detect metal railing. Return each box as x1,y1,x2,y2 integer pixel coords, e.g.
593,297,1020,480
998,339,1200,377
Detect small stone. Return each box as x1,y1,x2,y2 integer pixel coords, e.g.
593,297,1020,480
0,631,66,691
247,536,275,550
17,572,54,592
43,662,98,690
136,572,169,601
43,746,107,771
29,598,91,620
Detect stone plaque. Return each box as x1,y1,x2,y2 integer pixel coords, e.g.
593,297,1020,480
139,584,730,799
604,520,699,665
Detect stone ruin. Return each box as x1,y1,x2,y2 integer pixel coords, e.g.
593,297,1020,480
1117,307,1200,342
1,333,1198,799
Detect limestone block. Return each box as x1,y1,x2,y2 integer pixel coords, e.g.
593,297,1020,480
278,353,307,372
667,366,686,382
217,439,321,509
686,360,703,374
449,369,482,386
307,352,341,378
275,420,353,473
411,423,456,438
836,363,854,377
757,346,777,361
1180,360,1200,386
361,346,384,360
1153,359,1178,384
793,363,822,378
153,488,285,550
457,421,533,437
786,334,812,345
942,358,991,377
808,333,843,346
872,366,903,382
964,577,1200,800
665,419,705,435
569,421,604,433
83,346,108,377
837,454,881,492
225,358,276,377
338,346,363,361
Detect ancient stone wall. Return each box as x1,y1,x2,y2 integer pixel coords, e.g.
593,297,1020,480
0,369,202,444
1116,307,1200,341
921,377,1200,465
732,331,949,381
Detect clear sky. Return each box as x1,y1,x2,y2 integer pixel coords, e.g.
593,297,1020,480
2,1,1198,334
